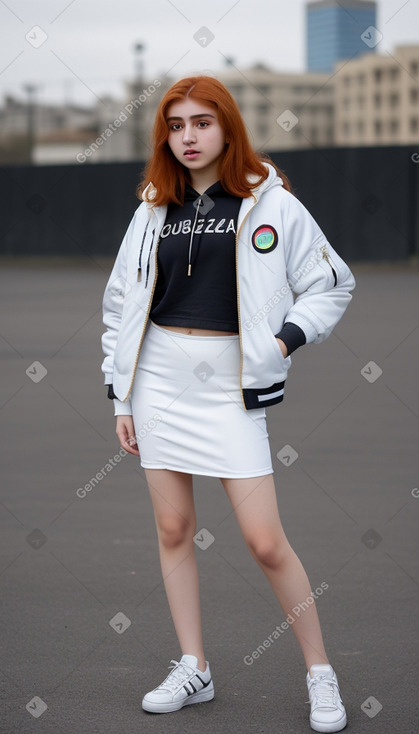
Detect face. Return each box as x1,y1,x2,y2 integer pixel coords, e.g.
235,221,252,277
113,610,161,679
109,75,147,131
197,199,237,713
165,98,227,179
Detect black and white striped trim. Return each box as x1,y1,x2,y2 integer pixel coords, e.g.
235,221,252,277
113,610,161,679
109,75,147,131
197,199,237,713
243,380,285,410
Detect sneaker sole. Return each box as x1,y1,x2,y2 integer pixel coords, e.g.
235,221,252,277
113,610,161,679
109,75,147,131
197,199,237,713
142,687,214,713
310,711,347,732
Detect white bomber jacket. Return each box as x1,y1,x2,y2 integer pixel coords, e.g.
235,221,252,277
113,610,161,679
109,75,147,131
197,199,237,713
101,163,355,414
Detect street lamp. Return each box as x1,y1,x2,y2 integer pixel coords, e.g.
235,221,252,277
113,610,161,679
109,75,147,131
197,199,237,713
134,43,145,93
23,83,37,164
132,42,146,159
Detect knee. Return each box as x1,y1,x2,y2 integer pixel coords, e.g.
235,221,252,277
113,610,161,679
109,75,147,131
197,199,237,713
247,534,291,569
157,515,195,550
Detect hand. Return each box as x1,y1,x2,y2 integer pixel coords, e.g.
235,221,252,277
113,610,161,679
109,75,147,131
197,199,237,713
275,337,288,358
116,415,140,456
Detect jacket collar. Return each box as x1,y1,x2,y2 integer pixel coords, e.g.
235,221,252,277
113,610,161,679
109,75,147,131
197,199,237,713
142,163,281,203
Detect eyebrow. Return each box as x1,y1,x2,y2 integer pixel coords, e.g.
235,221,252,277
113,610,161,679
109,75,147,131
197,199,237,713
166,113,216,122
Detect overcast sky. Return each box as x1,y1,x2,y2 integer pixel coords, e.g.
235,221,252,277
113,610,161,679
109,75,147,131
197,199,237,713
0,0,418,107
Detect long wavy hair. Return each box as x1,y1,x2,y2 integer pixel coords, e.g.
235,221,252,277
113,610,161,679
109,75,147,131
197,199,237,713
137,76,293,205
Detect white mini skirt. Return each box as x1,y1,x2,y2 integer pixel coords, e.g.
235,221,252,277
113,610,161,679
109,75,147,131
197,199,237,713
130,320,273,478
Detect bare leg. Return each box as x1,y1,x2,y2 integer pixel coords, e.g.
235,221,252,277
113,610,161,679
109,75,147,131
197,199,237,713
220,473,329,672
145,468,206,672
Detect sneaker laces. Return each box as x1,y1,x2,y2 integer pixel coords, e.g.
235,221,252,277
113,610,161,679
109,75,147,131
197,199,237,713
309,673,340,709
157,659,194,693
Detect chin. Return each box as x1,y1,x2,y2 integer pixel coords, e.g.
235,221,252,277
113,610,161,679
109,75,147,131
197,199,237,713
183,160,204,169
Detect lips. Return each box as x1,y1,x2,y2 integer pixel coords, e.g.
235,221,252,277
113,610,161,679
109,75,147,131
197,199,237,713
184,149,200,158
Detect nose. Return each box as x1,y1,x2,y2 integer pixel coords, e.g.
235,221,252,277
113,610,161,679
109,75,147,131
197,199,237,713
182,123,197,145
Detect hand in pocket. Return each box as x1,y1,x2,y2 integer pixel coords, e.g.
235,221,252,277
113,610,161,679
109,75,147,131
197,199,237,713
275,337,288,358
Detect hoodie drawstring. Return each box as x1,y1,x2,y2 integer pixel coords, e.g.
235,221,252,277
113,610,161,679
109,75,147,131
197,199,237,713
187,197,202,276
137,220,150,282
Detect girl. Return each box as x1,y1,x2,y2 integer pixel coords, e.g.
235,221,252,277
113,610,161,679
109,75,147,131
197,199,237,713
101,75,355,732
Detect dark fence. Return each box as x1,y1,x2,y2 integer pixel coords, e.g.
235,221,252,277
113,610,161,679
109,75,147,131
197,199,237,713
1,146,418,261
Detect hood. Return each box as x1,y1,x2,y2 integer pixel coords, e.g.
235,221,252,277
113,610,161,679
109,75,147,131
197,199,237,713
246,162,284,200
183,179,230,201
141,162,283,207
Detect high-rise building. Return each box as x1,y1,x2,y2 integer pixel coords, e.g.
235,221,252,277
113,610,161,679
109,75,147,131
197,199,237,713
306,0,377,72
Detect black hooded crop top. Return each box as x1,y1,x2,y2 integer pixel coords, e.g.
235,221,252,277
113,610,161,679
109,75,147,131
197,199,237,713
150,180,241,332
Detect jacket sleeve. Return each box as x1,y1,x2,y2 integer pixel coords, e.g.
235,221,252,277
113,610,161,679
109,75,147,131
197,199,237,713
107,385,133,417
281,192,356,345
101,206,143,415
274,322,306,354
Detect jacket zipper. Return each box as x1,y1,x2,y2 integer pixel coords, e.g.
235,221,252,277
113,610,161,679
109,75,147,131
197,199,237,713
122,231,161,402
235,197,258,409
321,245,337,286
145,228,156,287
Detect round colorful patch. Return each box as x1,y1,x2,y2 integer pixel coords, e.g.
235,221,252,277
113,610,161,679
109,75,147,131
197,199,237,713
251,224,278,253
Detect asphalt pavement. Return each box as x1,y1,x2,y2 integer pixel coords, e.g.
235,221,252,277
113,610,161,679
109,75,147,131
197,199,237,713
0,261,418,734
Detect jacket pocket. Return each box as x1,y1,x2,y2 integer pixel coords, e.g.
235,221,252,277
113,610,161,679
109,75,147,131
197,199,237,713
271,332,292,372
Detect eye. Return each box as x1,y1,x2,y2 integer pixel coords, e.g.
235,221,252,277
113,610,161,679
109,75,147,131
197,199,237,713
169,123,182,131
197,121,209,128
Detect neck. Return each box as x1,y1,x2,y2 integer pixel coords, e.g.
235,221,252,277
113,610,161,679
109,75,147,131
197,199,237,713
189,164,219,195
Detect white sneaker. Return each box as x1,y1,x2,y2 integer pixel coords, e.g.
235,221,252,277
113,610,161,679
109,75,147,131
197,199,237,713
306,664,347,732
142,654,214,713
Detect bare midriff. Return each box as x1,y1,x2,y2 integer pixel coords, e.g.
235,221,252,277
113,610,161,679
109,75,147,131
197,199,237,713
157,325,238,336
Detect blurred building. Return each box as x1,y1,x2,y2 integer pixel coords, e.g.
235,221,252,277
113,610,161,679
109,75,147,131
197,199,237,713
307,0,377,72
0,95,98,164
334,45,419,145
216,64,335,150
1,44,418,163
216,45,419,150
215,45,419,150
0,93,147,164
0,95,95,135
0,82,167,165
